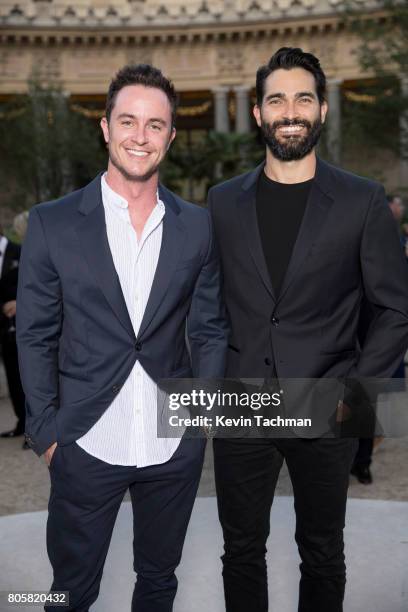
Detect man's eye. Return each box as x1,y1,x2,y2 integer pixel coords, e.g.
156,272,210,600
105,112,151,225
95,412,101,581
150,124,162,131
122,120,132,126
269,99,281,105
299,98,312,104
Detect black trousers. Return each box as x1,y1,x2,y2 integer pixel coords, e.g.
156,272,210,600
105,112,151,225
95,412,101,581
45,438,206,612
1,334,25,429
213,437,358,612
353,438,374,468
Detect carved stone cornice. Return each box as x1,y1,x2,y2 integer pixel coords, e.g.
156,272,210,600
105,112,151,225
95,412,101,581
0,0,391,31
0,10,391,46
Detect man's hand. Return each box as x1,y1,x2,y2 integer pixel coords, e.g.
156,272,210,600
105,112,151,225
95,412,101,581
2,300,16,318
44,442,58,467
336,401,351,423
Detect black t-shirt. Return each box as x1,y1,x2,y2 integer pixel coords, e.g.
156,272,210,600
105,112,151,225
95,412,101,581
256,171,313,297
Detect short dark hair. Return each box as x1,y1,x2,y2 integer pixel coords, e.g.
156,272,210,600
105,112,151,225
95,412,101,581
256,47,327,106
105,63,178,127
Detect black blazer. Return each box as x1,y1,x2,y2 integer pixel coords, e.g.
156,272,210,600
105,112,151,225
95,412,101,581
208,158,408,431
17,174,229,456
0,240,20,281
0,241,20,336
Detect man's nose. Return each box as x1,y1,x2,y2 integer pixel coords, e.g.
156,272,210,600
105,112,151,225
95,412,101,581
131,125,148,144
283,100,297,120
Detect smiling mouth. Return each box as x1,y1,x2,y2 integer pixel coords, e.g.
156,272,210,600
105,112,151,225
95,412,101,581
278,125,305,135
126,149,150,157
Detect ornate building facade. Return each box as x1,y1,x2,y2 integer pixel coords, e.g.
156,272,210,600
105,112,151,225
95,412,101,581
0,0,406,191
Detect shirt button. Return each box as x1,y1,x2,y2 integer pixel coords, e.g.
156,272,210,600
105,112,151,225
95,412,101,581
135,342,142,351
271,316,279,327
112,385,121,393
264,358,272,366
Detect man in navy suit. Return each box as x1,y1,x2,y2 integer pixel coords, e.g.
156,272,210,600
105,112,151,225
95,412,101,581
17,64,228,611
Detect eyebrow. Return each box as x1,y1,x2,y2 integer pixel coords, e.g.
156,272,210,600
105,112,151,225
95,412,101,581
264,91,317,101
116,113,168,125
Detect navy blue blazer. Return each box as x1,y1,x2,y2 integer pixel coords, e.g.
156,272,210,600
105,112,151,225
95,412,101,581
17,175,229,456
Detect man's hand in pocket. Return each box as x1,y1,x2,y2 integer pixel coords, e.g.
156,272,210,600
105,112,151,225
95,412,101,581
44,442,58,467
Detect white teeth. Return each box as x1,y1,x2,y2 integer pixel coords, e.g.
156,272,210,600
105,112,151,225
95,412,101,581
127,150,149,157
280,126,304,133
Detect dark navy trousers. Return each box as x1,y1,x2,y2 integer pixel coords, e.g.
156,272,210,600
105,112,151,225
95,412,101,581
45,438,206,612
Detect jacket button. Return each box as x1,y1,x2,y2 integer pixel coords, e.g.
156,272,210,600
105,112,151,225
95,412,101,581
271,316,279,327
135,342,142,352
112,385,120,393
264,357,272,366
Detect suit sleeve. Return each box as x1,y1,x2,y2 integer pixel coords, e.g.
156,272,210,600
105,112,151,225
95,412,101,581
187,204,229,378
16,208,62,456
355,184,408,378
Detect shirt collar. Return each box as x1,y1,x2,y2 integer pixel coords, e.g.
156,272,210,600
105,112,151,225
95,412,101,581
101,172,165,216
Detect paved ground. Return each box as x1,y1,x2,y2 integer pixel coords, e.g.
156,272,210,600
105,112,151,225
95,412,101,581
1,392,408,516
2,497,407,612
2,365,407,612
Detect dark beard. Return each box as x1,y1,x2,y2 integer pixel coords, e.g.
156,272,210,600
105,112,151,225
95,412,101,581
261,117,323,161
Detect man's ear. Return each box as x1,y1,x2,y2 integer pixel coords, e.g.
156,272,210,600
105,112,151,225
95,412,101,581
167,127,176,150
100,116,109,144
253,104,262,128
320,100,328,125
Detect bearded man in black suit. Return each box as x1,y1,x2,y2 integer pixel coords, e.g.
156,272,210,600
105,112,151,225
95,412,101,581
208,47,408,612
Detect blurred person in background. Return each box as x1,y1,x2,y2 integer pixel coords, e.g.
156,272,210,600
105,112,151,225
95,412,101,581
352,194,407,484
387,194,405,227
384,194,406,379
0,221,26,447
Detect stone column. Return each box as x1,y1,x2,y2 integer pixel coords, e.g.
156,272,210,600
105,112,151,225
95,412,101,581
213,86,230,133
326,78,343,165
399,77,408,190
234,85,251,133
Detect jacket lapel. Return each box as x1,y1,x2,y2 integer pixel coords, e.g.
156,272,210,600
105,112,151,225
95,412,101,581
277,157,335,303
237,164,275,301
75,174,136,340
137,184,185,340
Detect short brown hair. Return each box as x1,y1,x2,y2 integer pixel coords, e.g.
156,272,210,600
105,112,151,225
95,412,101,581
105,64,178,127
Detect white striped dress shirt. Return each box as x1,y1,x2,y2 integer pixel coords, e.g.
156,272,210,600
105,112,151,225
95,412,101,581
76,174,181,467
0,235,8,278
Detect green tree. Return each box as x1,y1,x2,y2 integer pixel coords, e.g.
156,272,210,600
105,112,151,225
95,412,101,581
0,76,106,212
161,131,263,202
342,0,408,169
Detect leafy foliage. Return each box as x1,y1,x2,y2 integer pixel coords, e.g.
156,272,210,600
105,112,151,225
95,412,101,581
161,131,264,202
343,0,408,162
0,77,106,211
